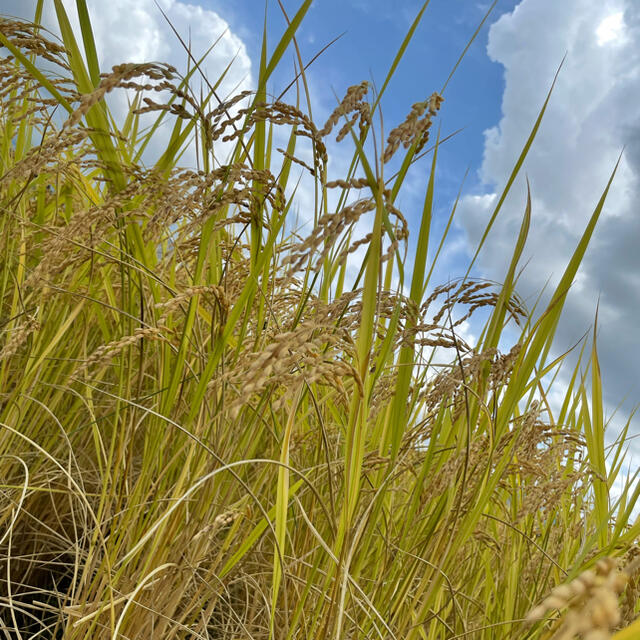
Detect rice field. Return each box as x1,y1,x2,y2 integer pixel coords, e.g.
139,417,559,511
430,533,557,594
0,2,639,639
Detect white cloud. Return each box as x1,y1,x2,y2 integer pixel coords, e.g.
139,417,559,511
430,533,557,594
596,11,626,46
456,0,640,435
14,0,252,91
2,0,253,167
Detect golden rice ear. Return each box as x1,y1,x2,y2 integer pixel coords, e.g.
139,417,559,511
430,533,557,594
383,92,444,163
527,558,629,639
318,81,370,139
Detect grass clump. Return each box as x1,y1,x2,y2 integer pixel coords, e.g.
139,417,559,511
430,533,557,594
0,2,639,639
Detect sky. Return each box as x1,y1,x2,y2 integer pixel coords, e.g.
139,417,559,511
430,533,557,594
2,0,639,443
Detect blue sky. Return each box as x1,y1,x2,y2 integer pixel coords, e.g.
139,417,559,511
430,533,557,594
218,0,640,438
3,0,639,440
218,0,520,198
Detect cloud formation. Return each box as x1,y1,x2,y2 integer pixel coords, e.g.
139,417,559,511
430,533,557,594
6,0,252,88
3,0,253,165
457,0,640,420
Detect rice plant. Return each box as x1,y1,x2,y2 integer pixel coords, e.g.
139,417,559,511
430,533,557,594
0,1,639,638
